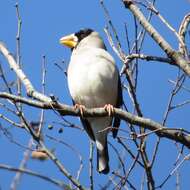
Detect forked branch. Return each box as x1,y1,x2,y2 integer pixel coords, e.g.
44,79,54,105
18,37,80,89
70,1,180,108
123,0,190,75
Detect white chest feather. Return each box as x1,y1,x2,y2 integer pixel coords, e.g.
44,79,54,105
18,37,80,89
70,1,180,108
67,47,118,108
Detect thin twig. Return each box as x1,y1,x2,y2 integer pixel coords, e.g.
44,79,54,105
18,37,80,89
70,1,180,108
10,138,33,190
15,3,22,112
178,13,190,56
37,55,47,136
157,153,190,189
0,113,23,128
0,164,70,189
146,2,186,53
40,141,86,190
176,170,180,190
109,142,126,175
0,42,51,102
45,135,84,182
162,73,185,125
117,137,143,167
123,0,190,75
100,0,122,52
89,140,94,190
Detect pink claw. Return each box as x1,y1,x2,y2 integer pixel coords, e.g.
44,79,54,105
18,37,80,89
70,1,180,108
104,104,114,116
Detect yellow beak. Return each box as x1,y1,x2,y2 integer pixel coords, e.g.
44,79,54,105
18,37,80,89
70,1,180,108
59,34,78,48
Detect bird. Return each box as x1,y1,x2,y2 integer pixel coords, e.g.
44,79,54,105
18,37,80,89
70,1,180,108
59,28,123,174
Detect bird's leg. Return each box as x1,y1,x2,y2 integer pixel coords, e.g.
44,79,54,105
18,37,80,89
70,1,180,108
74,104,86,117
104,104,114,116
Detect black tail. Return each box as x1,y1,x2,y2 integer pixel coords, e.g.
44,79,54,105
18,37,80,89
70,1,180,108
97,140,110,174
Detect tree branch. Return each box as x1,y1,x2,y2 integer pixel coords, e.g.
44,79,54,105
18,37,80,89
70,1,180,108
179,13,190,55
0,42,51,102
0,164,71,189
125,53,173,65
123,0,190,75
1,92,190,149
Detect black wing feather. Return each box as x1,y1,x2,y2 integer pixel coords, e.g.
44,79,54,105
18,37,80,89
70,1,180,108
112,74,123,138
80,118,95,141
72,99,95,141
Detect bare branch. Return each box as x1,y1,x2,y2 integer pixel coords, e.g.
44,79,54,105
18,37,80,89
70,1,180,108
147,3,186,52
123,0,190,75
10,139,33,190
157,153,190,188
89,141,94,190
0,92,49,109
0,164,71,189
0,42,51,102
0,113,22,128
46,135,84,181
179,13,190,55
100,0,122,52
15,2,22,109
109,142,126,175
39,142,86,190
125,53,173,65
1,91,190,149
37,55,47,136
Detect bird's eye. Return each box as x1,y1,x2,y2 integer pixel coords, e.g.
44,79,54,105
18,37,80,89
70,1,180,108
75,28,93,42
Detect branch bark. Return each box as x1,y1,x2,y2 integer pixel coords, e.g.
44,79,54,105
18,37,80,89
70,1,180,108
123,0,190,75
0,42,51,102
1,92,190,149
179,13,190,55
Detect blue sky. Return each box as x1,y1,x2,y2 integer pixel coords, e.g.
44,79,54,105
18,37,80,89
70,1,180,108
0,0,190,189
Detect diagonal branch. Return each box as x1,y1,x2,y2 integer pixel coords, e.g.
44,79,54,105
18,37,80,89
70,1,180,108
0,42,51,102
179,13,190,55
123,0,190,75
0,164,71,189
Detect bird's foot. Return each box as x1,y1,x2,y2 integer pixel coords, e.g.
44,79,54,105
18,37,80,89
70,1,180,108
74,104,86,117
104,104,114,116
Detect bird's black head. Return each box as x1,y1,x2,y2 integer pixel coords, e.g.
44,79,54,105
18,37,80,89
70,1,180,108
74,28,94,43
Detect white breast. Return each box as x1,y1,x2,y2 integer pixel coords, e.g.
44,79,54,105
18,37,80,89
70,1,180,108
67,47,118,108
